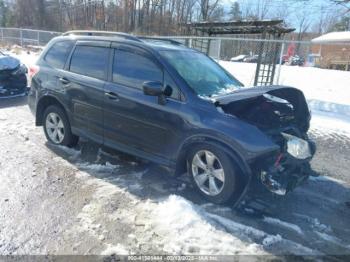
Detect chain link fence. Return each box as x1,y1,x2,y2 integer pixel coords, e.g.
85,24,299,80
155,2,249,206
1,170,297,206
160,36,350,86
0,28,61,47
0,28,349,86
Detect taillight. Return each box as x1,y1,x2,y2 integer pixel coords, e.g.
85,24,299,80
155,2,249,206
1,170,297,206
28,65,40,86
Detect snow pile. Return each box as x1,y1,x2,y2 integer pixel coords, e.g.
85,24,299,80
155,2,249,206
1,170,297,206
148,195,319,255
263,217,303,235
262,235,283,247
101,243,129,256
54,145,82,161
150,195,265,255
76,162,119,174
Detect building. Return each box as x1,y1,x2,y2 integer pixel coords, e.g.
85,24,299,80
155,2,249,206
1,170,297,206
311,32,350,71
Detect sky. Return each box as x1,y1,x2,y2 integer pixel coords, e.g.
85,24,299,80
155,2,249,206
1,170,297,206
220,0,346,30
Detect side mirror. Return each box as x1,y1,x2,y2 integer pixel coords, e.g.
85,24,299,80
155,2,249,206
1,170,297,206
143,81,173,105
143,81,164,96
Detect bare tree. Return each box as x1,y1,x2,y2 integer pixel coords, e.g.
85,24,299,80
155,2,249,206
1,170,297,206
199,0,221,21
240,0,271,20
5,0,224,34
331,0,350,12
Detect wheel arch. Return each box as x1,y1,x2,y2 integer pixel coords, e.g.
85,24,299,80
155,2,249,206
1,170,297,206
35,95,68,126
175,136,252,178
175,136,253,206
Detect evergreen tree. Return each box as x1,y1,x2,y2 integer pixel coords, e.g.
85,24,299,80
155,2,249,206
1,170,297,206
0,0,9,27
330,15,350,31
229,2,242,20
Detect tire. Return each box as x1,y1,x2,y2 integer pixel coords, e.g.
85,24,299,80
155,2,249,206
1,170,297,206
187,143,243,205
43,105,78,147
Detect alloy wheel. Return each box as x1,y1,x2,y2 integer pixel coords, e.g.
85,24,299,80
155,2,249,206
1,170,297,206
45,112,65,144
191,150,225,196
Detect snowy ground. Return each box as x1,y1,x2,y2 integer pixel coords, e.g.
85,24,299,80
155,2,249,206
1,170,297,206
0,51,350,257
1,96,350,257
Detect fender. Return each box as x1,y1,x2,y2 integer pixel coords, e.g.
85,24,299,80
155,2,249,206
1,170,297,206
35,93,71,126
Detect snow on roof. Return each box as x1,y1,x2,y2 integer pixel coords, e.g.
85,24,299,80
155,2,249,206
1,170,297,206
312,31,350,43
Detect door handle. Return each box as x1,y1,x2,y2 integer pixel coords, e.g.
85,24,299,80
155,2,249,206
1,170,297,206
59,77,70,85
105,92,119,100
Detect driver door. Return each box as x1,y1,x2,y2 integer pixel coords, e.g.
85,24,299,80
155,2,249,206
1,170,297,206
103,45,185,162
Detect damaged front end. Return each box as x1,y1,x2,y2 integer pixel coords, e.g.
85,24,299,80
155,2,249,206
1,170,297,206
0,53,28,98
258,132,316,195
214,86,316,195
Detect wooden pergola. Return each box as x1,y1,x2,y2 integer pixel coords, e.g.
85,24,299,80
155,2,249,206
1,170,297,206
184,20,295,86
184,20,294,36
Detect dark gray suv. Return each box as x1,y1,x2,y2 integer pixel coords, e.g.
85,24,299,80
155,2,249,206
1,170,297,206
28,31,315,205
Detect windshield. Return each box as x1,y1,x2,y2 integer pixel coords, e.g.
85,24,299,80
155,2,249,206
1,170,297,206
160,50,242,97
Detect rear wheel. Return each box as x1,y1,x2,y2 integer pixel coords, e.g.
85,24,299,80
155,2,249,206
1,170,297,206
43,105,78,147
188,144,242,204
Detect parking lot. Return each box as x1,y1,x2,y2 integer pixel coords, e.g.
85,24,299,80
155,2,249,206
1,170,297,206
1,96,350,256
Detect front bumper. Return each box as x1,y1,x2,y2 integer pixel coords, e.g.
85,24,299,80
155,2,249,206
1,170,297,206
258,139,316,195
0,71,28,98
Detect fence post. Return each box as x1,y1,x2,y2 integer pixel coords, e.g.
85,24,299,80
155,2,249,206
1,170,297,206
189,38,192,48
37,31,40,46
275,41,286,85
217,39,221,60
1,28,3,43
20,29,23,46
305,42,311,66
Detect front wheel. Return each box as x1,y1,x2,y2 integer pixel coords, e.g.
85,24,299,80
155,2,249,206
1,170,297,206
43,105,78,147
188,144,242,204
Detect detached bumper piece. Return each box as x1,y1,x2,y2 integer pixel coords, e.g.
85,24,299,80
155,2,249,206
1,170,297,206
260,138,316,196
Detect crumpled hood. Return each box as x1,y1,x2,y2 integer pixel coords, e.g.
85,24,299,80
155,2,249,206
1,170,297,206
213,85,311,133
0,54,20,71
213,86,302,104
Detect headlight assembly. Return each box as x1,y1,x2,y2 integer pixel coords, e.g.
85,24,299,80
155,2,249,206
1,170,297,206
11,64,27,76
281,132,312,160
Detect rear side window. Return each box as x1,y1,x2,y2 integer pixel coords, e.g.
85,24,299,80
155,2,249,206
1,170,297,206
69,46,109,80
113,49,163,89
44,41,74,69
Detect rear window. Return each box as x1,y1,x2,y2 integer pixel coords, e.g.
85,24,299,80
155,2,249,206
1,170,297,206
44,41,74,69
69,46,109,80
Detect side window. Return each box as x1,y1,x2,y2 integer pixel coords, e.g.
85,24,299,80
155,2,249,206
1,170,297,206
113,49,163,89
69,46,109,80
44,41,74,69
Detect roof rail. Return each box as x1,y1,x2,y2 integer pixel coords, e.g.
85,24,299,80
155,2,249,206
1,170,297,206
62,30,142,42
138,36,183,46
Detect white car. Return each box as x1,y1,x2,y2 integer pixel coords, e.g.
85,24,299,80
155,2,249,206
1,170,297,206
230,55,248,62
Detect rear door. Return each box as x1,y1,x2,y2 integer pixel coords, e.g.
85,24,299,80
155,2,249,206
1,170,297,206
32,40,75,109
103,44,185,163
61,41,111,143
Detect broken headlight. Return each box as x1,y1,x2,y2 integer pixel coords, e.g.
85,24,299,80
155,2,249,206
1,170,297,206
281,133,312,160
